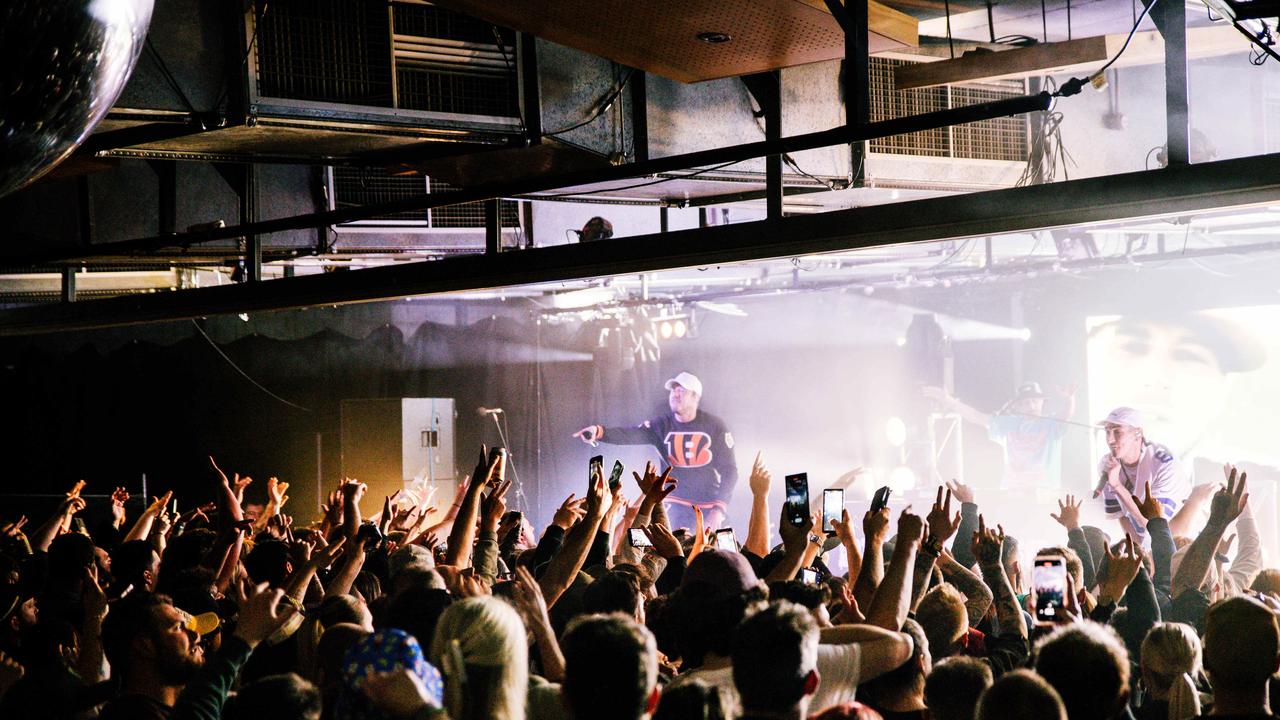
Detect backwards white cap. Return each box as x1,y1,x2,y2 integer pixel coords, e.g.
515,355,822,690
664,371,703,397
1098,406,1146,429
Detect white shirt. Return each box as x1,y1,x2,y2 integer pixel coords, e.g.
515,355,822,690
1098,442,1189,535
666,642,863,716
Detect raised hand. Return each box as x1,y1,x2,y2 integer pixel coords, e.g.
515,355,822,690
1208,467,1249,529
779,504,815,554
552,494,587,530
109,488,129,526
572,424,601,446
1,516,27,540
267,477,289,509
231,582,297,649
863,506,891,545
145,491,173,518
748,451,771,497
1098,534,1143,605
833,508,857,547
688,506,707,561
308,535,347,570
644,523,684,559
945,478,975,505
481,479,512,530
971,514,1005,566
341,478,368,504
1050,494,1083,530
898,508,926,544
1130,480,1165,521
231,473,253,505
927,485,962,542
832,582,864,624
585,467,612,519
511,565,552,631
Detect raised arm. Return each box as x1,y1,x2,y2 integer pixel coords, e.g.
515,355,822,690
325,537,368,598
744,452,773,558
341,478,367,542
946,479,979,568
539,469,613,607
973,514,1026,640
1051,494,1097,588
923,386,991,428
937,549,993,626
1169,483,1215,539
444,450,493,568
866,509,924,631
1172,469,1247,598
913,486,963,611
30,482,87,553
832,508,862,582
853,507,890,612
764,505,812,584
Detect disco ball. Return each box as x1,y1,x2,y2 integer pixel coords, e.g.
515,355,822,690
0,0,154,199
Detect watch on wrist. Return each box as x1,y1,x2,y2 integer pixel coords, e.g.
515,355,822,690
921,536,943,558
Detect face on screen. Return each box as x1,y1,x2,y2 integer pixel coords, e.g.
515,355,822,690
1088,318,1231,455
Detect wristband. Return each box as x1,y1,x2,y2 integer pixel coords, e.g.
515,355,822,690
921,537,943,559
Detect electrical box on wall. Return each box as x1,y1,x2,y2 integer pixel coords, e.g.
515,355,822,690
340,397,457,503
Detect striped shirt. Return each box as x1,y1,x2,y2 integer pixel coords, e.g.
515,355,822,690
1098,443,1189,535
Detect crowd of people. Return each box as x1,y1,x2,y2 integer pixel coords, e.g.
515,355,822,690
0,443,1278,720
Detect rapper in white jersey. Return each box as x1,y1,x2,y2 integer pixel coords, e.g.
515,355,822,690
1095,406,1190,543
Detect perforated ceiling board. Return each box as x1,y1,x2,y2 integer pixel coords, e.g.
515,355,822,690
428,0,917,83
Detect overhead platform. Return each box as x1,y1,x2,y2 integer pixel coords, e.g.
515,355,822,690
426,0,919,82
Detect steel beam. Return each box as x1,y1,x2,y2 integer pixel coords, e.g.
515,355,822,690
517,33,542,145
1150,0,1189,165
630,69,648,163
3,92,1053,267
3,151,1280,335
742,72,784,218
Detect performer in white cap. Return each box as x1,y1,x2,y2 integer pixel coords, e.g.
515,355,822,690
574,371,739,529
1095,406,1190,542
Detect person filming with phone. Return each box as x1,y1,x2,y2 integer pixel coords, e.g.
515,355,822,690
1094,407,1189,544
574,371,739,530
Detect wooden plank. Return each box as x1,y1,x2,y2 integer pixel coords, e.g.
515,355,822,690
428,0,918,83
894,25,1250,90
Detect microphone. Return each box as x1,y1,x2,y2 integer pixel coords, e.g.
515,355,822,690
477,406,504,416
1093,453,1116,498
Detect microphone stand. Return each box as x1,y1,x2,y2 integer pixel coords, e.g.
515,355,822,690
489,411,527,513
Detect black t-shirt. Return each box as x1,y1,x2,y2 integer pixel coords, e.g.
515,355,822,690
603,410,739,503
99,694,170,720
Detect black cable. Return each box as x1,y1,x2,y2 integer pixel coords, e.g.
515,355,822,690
545,69,635,136
1055,0,1157,97
213,1,269,111
190,320,313,412
1041,0,1048,42
145,36,197,114
944,0,955,59
1066,0,1072,42
986,0,996,43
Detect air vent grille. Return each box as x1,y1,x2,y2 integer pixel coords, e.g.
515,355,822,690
332,167,519,228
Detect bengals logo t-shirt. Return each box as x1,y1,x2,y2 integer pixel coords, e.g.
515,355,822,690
601,410,739,503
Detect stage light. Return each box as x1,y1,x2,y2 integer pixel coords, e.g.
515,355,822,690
1019,328,1032,341
660,321,673,339
888,465,916,492
673,319,687,338
885,417,907,447
896,337,907,347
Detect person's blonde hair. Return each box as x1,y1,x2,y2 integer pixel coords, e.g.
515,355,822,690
430,596,529,720
1141,623,1202,720
916,583,968,659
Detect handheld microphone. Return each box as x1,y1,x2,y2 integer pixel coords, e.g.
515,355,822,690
1093,452,1116,498
477,406,505,416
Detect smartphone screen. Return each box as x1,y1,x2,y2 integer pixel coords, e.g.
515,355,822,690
628,527,652,548
1033,556,1067,623
784,473,810,526
870,485,892,513
822,488,844,534
489,447,508,482
589,455,604,485
714,528,737,551
799,567,819,584
609,460,625,491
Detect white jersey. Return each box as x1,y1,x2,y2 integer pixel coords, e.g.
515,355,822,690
1098,442,1190,531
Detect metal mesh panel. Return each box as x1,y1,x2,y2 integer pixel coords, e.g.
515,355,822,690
869,58,950,157
254,0,394,106
392,3,519,116
950,83,1028,162
428,178,520,228
332,168,519,227
869,58,1028,162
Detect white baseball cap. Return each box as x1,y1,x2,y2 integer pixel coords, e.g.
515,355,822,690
1098,406,1146,429
664,372,703,397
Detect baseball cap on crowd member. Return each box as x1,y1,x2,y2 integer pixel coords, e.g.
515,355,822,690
1015,382,1045,399
665,372,703,397
1097,407,1146,429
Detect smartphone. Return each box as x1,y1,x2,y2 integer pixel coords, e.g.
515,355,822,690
784,473,810,526
608,460,625,491
822,488,844,534
589,455,604,485
1033,555,1067,624
628,527,652,548
714,528,737,551
488,447,508,482
870,485,892,513
799,567,819,584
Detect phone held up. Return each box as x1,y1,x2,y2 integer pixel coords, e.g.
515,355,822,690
714,528,737,552
1033,554,1067,624
589,455,604,486
608,460,625,492
488,447,508,483
869,485,892,514
628,527,652,548
822,488,844,535
784,473,810,526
